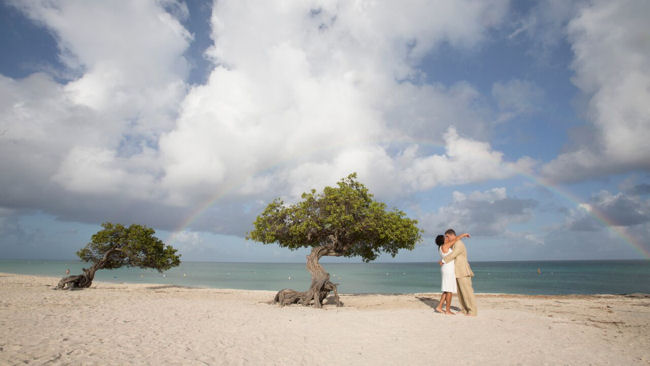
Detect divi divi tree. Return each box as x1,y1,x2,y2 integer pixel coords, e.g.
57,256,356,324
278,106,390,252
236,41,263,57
247,174,422,308
56,222,181,290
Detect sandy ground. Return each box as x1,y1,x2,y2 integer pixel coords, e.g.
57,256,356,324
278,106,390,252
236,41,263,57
1,273,649,365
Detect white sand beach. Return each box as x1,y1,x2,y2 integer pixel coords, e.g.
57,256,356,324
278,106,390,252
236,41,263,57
1,273,649,365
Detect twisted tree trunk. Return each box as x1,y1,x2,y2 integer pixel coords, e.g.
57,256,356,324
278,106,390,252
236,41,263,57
55,265,98,290
55,248,119,290
273,246,341,308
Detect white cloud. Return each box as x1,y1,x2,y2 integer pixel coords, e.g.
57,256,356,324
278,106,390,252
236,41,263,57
0,0,533,236
12,0,190,119
1,1,190,205
158,0,520,207
542,0,650,182
207,0,509,80
400,128,535,193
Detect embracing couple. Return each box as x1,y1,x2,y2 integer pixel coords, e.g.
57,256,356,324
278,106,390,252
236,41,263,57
434,229,477,316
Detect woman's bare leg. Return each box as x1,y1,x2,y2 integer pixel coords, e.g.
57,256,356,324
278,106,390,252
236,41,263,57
445,293,455,314
435,292,447,313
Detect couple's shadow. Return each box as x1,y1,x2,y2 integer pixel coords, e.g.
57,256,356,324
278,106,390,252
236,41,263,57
416,296,461,312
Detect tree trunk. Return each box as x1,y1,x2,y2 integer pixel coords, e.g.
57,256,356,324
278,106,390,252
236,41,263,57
273,246,341,308
55,248,119,290
55,265,99,290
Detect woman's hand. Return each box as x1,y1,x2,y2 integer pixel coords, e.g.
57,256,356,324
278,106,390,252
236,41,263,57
459,233,471,239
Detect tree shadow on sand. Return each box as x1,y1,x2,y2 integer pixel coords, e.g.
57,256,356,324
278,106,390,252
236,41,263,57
416,296,461,312
268,294,344,307
145,285,195,290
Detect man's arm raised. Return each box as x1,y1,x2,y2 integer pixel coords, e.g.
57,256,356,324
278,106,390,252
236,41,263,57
442,233,461,253
441,238,468,264
441,233,470,253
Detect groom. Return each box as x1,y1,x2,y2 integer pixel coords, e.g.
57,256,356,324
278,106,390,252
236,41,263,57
440,229,477,316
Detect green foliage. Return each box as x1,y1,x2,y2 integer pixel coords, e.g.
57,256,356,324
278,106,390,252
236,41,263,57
77,222,181,272
247,173,422,262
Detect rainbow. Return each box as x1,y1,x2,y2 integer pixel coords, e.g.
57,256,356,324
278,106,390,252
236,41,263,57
516,171,650,259
165,179,243,245
165,142,649,259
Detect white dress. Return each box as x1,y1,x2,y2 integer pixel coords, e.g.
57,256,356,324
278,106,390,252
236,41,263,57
439,247,457,293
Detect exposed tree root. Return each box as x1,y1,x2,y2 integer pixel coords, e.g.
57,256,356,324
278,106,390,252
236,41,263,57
273,246,342,308
55,267,95,290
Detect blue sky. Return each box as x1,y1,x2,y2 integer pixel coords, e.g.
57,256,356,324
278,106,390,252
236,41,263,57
1,0,649,263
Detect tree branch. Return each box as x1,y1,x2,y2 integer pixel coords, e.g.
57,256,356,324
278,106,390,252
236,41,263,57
96,247,123,268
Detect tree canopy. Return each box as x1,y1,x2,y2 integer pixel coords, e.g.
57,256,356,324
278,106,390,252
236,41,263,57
248,173,422,262
77,222,181,271
57,222,181,290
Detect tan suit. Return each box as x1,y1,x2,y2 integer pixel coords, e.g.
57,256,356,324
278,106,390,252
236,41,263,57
442,240,477,315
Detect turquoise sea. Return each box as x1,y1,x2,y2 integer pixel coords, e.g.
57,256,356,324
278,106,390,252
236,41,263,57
1,259,648,295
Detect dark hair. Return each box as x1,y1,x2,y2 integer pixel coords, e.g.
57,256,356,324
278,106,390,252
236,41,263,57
444,228,456,236
435,235,445,247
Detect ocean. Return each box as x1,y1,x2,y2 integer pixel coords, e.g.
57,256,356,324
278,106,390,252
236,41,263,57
1,259,648,295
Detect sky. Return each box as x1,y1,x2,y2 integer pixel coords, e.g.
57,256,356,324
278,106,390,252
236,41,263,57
0,0,649,263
